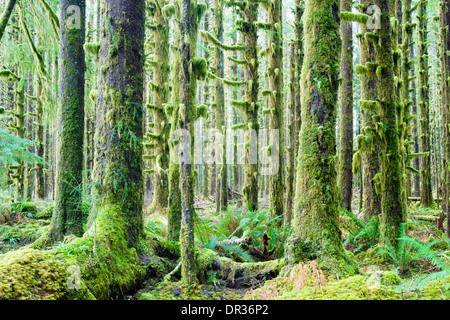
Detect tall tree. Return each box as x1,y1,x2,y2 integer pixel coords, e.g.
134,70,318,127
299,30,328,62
178,0,206,285
51,0,86,241
338,0,354,211
376,0,405,246
0,0,17,42
352,0,382,219
145,0,172,214
237,0,259,212
167,0,183,241
286,0,356,274
213,0,227,212
418,0,433,207
266,0,284,219
91,0,145,247
440,0,450,237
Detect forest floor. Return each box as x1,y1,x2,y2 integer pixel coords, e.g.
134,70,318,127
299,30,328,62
0,193,449,300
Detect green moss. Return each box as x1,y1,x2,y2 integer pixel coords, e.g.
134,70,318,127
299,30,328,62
246,261,400,300
0,247,93,300
138,280,244,300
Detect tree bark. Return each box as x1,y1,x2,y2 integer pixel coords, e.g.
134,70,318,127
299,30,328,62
338,0,354,212
285,0,356,275
52,0,86,242
91,0,145,247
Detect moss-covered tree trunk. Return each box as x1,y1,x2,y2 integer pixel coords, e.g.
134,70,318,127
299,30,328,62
91,0,145,247
0,0,16,42
13,77,26,202
440,0,450,237
34,72,45,200
167,0,182,241
418,0,433,207
201,1,211,201
179,0,202,285
285,0,356,275
293,0,304,177
286,41,295,223
399,0,416,210
52,0,86,242
353,0,382,219
146,0,171,214
338,0,354,212
411,21,420,198
266,0,284,219
213,0,227,213
376,0,405,246
240,1,259,212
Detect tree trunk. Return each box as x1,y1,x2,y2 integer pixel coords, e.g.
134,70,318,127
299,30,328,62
179,0,201,285
0,0,17,42
52,0,86,242
358,0,382,219
285,0,356,275
91,0,145,247
338,0,354,212
146,0,171,214
440,0,450,238
267,0,284,219
376,0,405,247
214,0,227,213
418,0,433,207
168,0,182,241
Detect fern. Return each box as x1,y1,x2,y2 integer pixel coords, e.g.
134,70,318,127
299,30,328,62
377,223,450,273
204,236,255,262
0,126,46,169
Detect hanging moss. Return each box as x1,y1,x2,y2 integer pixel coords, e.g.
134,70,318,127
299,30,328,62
284,0,358,276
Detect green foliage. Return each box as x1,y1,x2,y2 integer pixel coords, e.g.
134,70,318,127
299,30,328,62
0,127,46,171
204,237,255,262
377,223,450,274
195,207,292,259
340,208,379,253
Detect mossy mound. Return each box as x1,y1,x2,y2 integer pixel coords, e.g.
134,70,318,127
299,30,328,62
34,205,53,220
138,280,245,300
0,221,50,253
354,245,392,269
0,204,172,300
0,247,93,300
245,260,401,300
10,202,38,214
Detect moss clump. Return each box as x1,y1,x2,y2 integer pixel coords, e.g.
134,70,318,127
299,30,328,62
246,260,400,300
35,205,53,220
138,280,244,300
0,247,93,300
355,245,392,269
0,221,50,252
10,202,37,214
